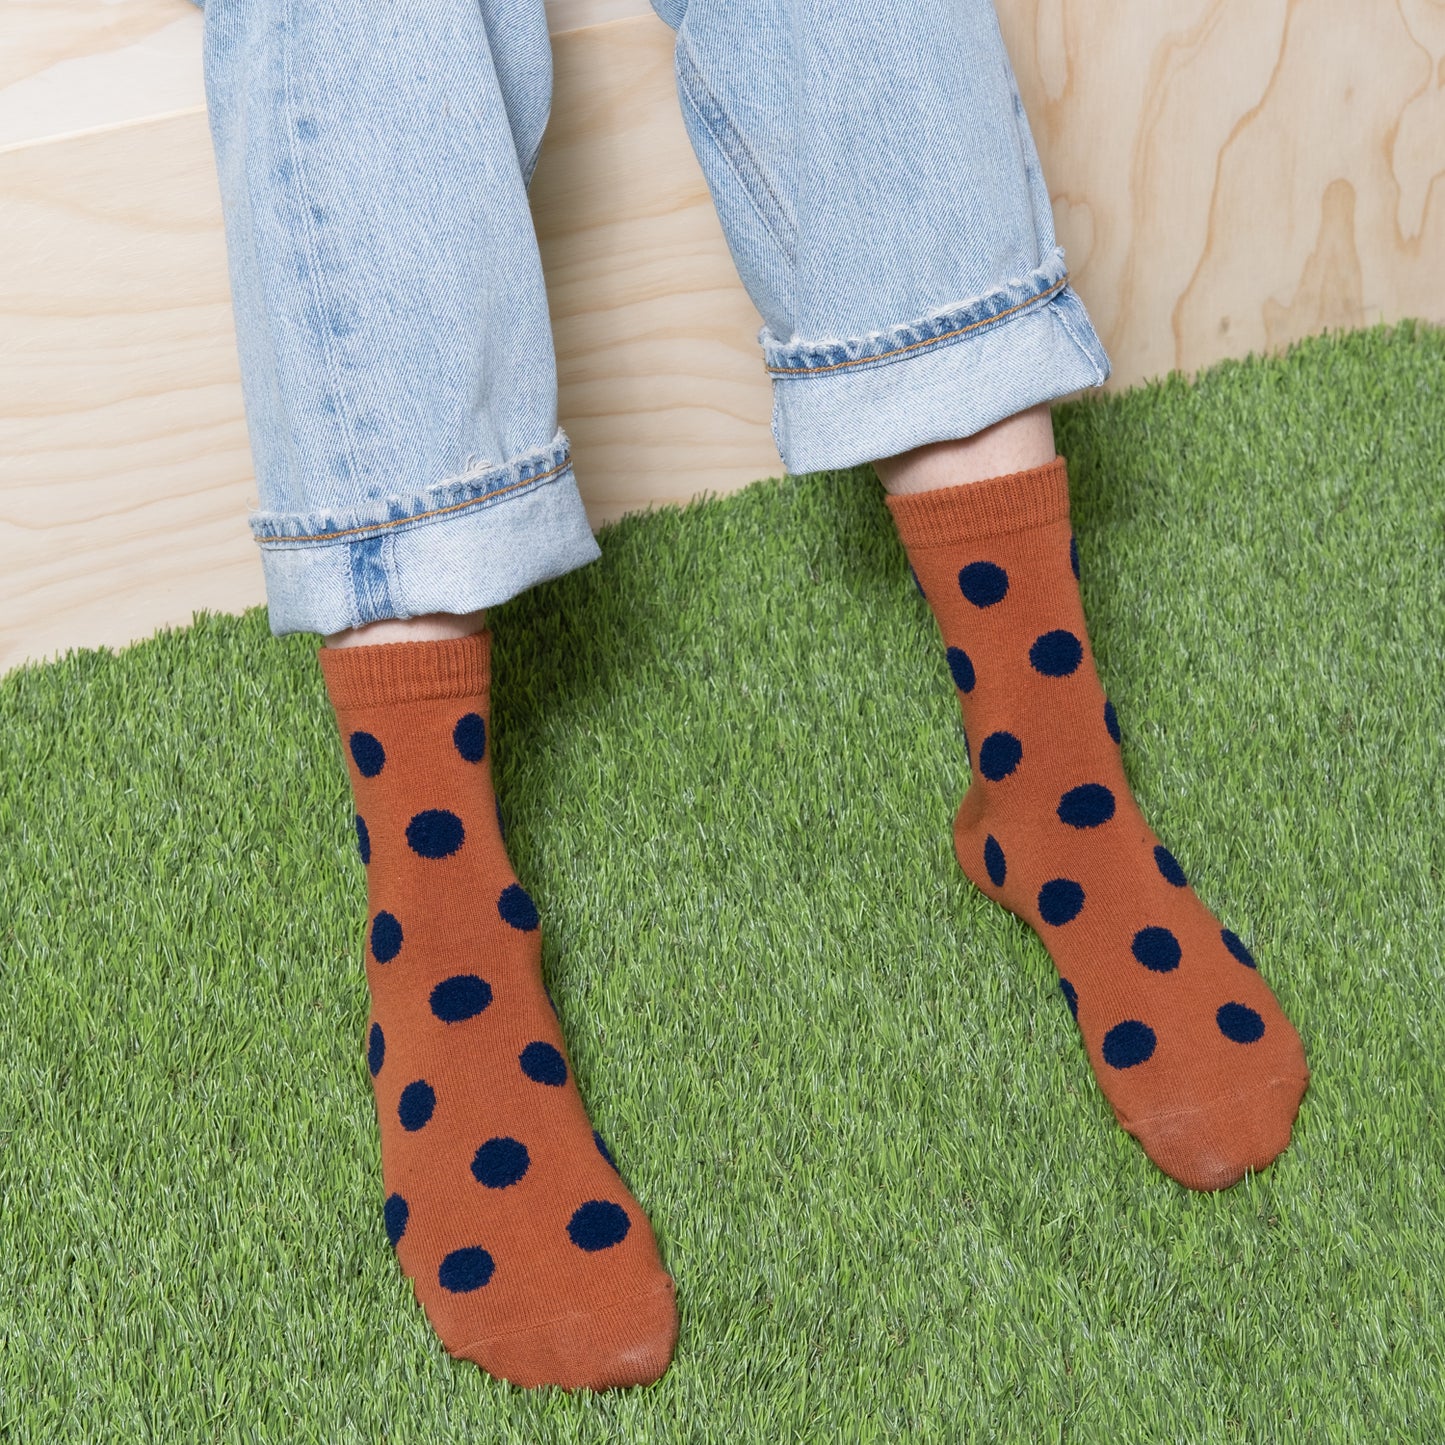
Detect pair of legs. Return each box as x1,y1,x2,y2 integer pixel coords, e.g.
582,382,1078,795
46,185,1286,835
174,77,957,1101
198,0,1306,1391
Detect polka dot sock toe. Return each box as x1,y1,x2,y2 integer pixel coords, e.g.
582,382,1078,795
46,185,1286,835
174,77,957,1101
317,632,677,1389
886,458,1309,1192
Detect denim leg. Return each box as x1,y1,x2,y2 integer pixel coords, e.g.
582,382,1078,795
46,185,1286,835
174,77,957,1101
200,0,600,636
649,0,1112,474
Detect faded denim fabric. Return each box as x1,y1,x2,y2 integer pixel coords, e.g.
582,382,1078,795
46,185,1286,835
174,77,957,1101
195,0,1110,636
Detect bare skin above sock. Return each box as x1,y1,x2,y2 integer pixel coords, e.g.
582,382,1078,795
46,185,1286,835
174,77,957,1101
887,457,1309,1191
318,631,678,1389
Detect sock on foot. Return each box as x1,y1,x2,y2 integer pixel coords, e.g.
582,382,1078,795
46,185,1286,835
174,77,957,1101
318,631,678,1388
886,457,1309,1191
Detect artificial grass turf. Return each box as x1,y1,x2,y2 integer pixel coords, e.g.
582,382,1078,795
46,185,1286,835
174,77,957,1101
1,320,1442,1442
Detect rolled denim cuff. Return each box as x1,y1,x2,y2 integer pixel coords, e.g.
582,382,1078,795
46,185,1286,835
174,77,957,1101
251,427,601,636
761,249,1111,475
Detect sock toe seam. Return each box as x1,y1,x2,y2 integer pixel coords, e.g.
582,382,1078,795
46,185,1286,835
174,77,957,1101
451,1279,677,1353
1113,1070,1311,1129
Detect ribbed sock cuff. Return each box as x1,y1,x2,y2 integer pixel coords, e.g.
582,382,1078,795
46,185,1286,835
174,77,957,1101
316,630,491,711
883,455,1071,548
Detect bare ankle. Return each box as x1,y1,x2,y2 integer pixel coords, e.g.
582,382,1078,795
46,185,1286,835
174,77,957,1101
874,404,1056,494
324,609,488,649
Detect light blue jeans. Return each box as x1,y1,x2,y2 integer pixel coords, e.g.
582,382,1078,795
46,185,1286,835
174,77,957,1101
195,0,1111,637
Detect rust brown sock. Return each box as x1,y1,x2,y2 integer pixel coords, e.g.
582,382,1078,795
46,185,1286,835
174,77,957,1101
318,631,677,1388
886,457,1309,1190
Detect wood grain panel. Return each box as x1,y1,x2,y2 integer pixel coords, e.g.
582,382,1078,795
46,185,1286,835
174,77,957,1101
996,0,1445,386
0,115,259,675
4,0,200,149
3,2,1443,674
0,0,651,150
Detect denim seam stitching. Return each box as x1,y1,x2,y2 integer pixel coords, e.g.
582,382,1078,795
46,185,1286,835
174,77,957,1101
382,530,398,616
521,138,543,191
342,532,359,627
281,0,361,490
675,58,787,260
1052,291,1109,382
674,36,793,265
253,462,569,547
764,274,1068,376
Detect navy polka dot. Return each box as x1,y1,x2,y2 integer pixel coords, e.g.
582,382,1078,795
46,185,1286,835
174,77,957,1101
430,974,493,1023
946,646,976,693
370,911,403,963
984,834,1007,887
1132,926,1181,973
1057,783,1116,829
383,1193,408,1247
567,1200,631,1252
438,1246,495,1293
1037,878,1085,925
962,724,970,768
1221,928,1257,968
367,1022,385,1076
1104,699,1121,745
471,1136,530,1189
1059,978,1079,1019
498,882,540,931
594,1130,619,1171
544,984,559,1016
1155,845,1188,887
406,809,465,859
979,731,1023,781
355,814,370,865
398,1079,435,1131
1029,630,1083,677
495,797,506,842
958,560,1009,607
349,731,385,777
1069,533,1080,580
1217,1001,1265,1043
908,564,925,597
453,712,487,763
1102,1019,1156,1069
519,1041,567,1086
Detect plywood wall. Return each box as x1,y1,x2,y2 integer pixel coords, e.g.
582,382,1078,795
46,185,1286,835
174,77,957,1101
3,0,1442,674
